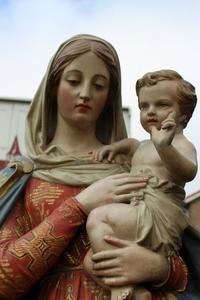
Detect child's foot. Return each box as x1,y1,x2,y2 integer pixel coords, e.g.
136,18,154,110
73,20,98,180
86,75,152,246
111,286,133,300
134,287,152,300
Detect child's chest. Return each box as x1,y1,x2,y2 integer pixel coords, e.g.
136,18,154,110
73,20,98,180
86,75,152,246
132,141,162,166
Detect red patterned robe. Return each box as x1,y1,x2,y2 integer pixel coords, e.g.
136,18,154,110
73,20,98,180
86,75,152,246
0,178,188,299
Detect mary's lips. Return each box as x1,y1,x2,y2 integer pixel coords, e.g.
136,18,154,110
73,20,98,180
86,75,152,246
75,104,91,111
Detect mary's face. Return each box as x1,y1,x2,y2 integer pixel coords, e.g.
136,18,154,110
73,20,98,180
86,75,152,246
56,51,110,129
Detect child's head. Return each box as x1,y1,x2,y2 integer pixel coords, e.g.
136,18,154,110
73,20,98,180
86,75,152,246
136,69,197,128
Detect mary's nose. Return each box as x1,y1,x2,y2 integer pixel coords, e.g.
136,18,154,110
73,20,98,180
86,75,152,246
79,83,91,101
80,94,90,101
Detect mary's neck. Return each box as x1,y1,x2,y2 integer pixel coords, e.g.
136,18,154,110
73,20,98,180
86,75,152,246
50,119,102,155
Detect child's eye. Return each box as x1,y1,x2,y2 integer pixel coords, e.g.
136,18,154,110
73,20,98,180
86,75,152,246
139,104,148,110
159,103,169,107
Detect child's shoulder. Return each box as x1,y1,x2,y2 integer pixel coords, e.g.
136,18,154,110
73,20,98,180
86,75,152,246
174,133,196,150
140,139,152,145
138,139,153,149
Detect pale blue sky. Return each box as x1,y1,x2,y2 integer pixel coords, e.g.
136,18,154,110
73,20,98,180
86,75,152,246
0,0,200,194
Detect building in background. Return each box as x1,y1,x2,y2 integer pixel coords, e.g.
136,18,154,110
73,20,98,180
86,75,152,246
0,98,131,168
0,98,30,168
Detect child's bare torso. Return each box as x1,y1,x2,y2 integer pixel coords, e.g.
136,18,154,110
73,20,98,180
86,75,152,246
131,137,186,187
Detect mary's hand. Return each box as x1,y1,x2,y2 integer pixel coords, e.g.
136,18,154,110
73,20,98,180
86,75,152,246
76,173,147,214
91,236,169,286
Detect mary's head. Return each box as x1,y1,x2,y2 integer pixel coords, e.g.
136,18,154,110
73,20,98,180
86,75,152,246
26,35,126,158
45,35,125,145
25,34,128,184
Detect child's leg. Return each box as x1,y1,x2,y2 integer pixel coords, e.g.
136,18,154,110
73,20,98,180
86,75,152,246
86,203,138,300
86,203,138,252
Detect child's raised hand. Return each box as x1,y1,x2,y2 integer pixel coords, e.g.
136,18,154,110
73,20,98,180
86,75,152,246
151,111,177,147
93,145,117,162
161,111,176,131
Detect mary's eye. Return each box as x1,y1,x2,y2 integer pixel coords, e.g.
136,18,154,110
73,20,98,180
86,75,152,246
94,83,105,90
67,79,80,86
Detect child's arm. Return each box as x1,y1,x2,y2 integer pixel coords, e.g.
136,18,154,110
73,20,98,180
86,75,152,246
151,112,197,183
94,138,140,162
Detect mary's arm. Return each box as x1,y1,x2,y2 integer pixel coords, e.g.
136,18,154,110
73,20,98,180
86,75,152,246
0,173,147,299
0,191,86,299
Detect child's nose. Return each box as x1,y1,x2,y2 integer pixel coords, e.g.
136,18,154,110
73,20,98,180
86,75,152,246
147,105,156,115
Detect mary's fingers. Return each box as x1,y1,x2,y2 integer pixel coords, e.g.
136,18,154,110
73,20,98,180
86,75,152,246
109,173,130,179
92,249,119,262
104,235,132,248
114,193,138,203
116,182,146,196
115,176,148,186
93,258,118,270
93,267,121,277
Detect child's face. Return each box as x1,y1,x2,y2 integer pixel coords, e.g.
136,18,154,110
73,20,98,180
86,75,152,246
138,80,185,133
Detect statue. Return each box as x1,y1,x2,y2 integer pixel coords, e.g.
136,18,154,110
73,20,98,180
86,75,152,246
85,69,198,300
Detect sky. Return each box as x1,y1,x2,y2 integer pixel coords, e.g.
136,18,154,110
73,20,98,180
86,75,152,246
0,0,199,195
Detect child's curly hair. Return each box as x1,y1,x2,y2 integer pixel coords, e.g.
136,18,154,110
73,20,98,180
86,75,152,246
136,69,197,128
